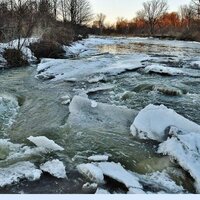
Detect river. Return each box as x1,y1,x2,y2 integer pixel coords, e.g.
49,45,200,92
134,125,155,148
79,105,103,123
0,36,200,194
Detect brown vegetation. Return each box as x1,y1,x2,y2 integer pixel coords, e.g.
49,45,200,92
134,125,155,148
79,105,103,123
3,48,28,67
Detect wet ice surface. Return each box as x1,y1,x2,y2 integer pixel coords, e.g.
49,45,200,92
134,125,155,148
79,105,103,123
0,36,200,193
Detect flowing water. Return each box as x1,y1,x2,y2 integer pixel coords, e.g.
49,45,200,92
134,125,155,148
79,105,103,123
0,36,200,193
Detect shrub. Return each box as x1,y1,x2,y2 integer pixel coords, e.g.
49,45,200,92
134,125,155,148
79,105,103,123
42,26,74,45
3,48,28,67
29,40,66,59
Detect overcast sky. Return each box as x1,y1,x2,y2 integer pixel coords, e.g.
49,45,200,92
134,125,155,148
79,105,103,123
89,0,192,23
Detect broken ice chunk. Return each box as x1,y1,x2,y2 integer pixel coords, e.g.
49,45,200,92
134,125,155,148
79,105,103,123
27,136,64,151
88,155,109,162
77,163,104,184
40,159,67,178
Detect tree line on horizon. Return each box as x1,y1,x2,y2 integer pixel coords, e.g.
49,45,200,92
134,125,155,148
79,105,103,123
93,0,200,41
0,0,200,43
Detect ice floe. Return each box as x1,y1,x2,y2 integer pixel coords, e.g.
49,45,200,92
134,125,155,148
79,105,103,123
97,162,142,190
0,161,42,187
158,131,200,193
77,163,104,184
68,96,137,133
40,159,67,178
78,160,189,194
137,170,185,194
144,64,184,76
88,155,109,162
27,136,64,151
130,104,200,142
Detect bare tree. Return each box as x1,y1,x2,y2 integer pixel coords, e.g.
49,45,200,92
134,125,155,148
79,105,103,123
138,0,168,35
52,0,58,18
96,13,106,34
62,0,92,25
8,0,39,50
180,4,195,29
191,0,200,18
60,0,68,22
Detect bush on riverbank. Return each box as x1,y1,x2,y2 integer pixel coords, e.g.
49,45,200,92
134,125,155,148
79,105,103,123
42,26,75,45
3,49,28,67
29,40,66,59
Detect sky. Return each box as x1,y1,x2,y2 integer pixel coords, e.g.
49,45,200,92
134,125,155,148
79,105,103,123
89,0,192,23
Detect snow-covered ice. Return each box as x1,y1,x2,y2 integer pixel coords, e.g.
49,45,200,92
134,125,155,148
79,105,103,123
137,170,185,194
97,162,142,189
27,136,64,151
144,64,184,76
0,161,42,187
40,159,67,178
77,163,104,184
130,104,200,142
88,155,109,162
36,52,148,82
68,96,137,133
158,131,200,193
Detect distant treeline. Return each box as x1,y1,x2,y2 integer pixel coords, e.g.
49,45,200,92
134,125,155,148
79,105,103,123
92,0,200,41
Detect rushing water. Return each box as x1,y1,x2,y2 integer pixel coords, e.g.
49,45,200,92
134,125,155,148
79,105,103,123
0,36,200,193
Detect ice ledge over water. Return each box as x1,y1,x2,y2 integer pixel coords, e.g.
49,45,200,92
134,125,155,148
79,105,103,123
68,96,137,133
130,104,200,142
